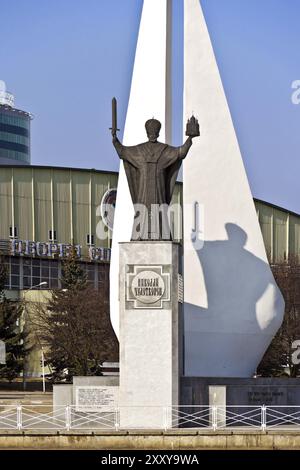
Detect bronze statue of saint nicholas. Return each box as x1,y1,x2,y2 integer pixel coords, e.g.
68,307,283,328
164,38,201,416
111,98,199,240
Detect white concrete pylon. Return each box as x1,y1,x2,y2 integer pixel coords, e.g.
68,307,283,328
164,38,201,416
183,0,285,377
110,0,172,337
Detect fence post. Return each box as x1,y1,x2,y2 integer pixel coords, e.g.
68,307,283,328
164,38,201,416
115,407,120,431
163,407,169,431
17,405,22,430
261,405,267,431
65,405,71,431
212,405,217,431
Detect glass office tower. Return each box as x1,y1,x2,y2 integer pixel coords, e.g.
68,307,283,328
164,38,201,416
0,83,32,165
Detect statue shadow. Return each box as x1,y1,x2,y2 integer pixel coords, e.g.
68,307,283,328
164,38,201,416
184,223,283,337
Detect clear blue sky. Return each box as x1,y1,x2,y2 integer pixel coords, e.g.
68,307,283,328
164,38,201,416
1,0,299,213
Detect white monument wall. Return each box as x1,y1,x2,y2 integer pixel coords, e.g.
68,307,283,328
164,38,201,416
183,0,284,377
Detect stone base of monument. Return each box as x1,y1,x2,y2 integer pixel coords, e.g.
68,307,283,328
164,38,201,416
181,377,300,427
181,377,300,406
53,376,119,408
53,376,119,429
119,241,183,429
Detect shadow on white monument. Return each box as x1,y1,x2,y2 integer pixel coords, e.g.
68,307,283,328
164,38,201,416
184,223,284,377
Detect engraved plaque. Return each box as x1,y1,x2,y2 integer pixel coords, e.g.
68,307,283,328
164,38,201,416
126,265,171,309
75,386,118,412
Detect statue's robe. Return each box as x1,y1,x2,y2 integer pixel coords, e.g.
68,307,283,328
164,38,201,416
113,138,192,240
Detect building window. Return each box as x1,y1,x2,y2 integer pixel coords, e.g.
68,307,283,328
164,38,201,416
3,256,20,289
86,234,94,245
3,256,109,292
0,131,29,145
9,226,18,238
0,148,30,163
48,230,57,241
0,114,30,129
23,258,59,289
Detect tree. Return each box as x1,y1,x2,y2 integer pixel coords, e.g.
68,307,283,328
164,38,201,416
0,257,27,381
258,256,300,377
61,246,87,290
32,250,118,381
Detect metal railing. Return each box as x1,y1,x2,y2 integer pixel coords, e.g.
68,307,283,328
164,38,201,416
1,405,300,431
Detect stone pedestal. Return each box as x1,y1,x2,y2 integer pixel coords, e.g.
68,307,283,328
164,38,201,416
53,376,119,410
209,386,226,428
119,241,182,429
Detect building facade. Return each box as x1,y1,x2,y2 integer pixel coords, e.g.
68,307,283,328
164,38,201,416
256,199,300,264
0,92,32,165
0,165,119,292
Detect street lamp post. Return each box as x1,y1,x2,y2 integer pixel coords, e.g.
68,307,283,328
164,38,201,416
41,347,46,394
22,282,47,391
